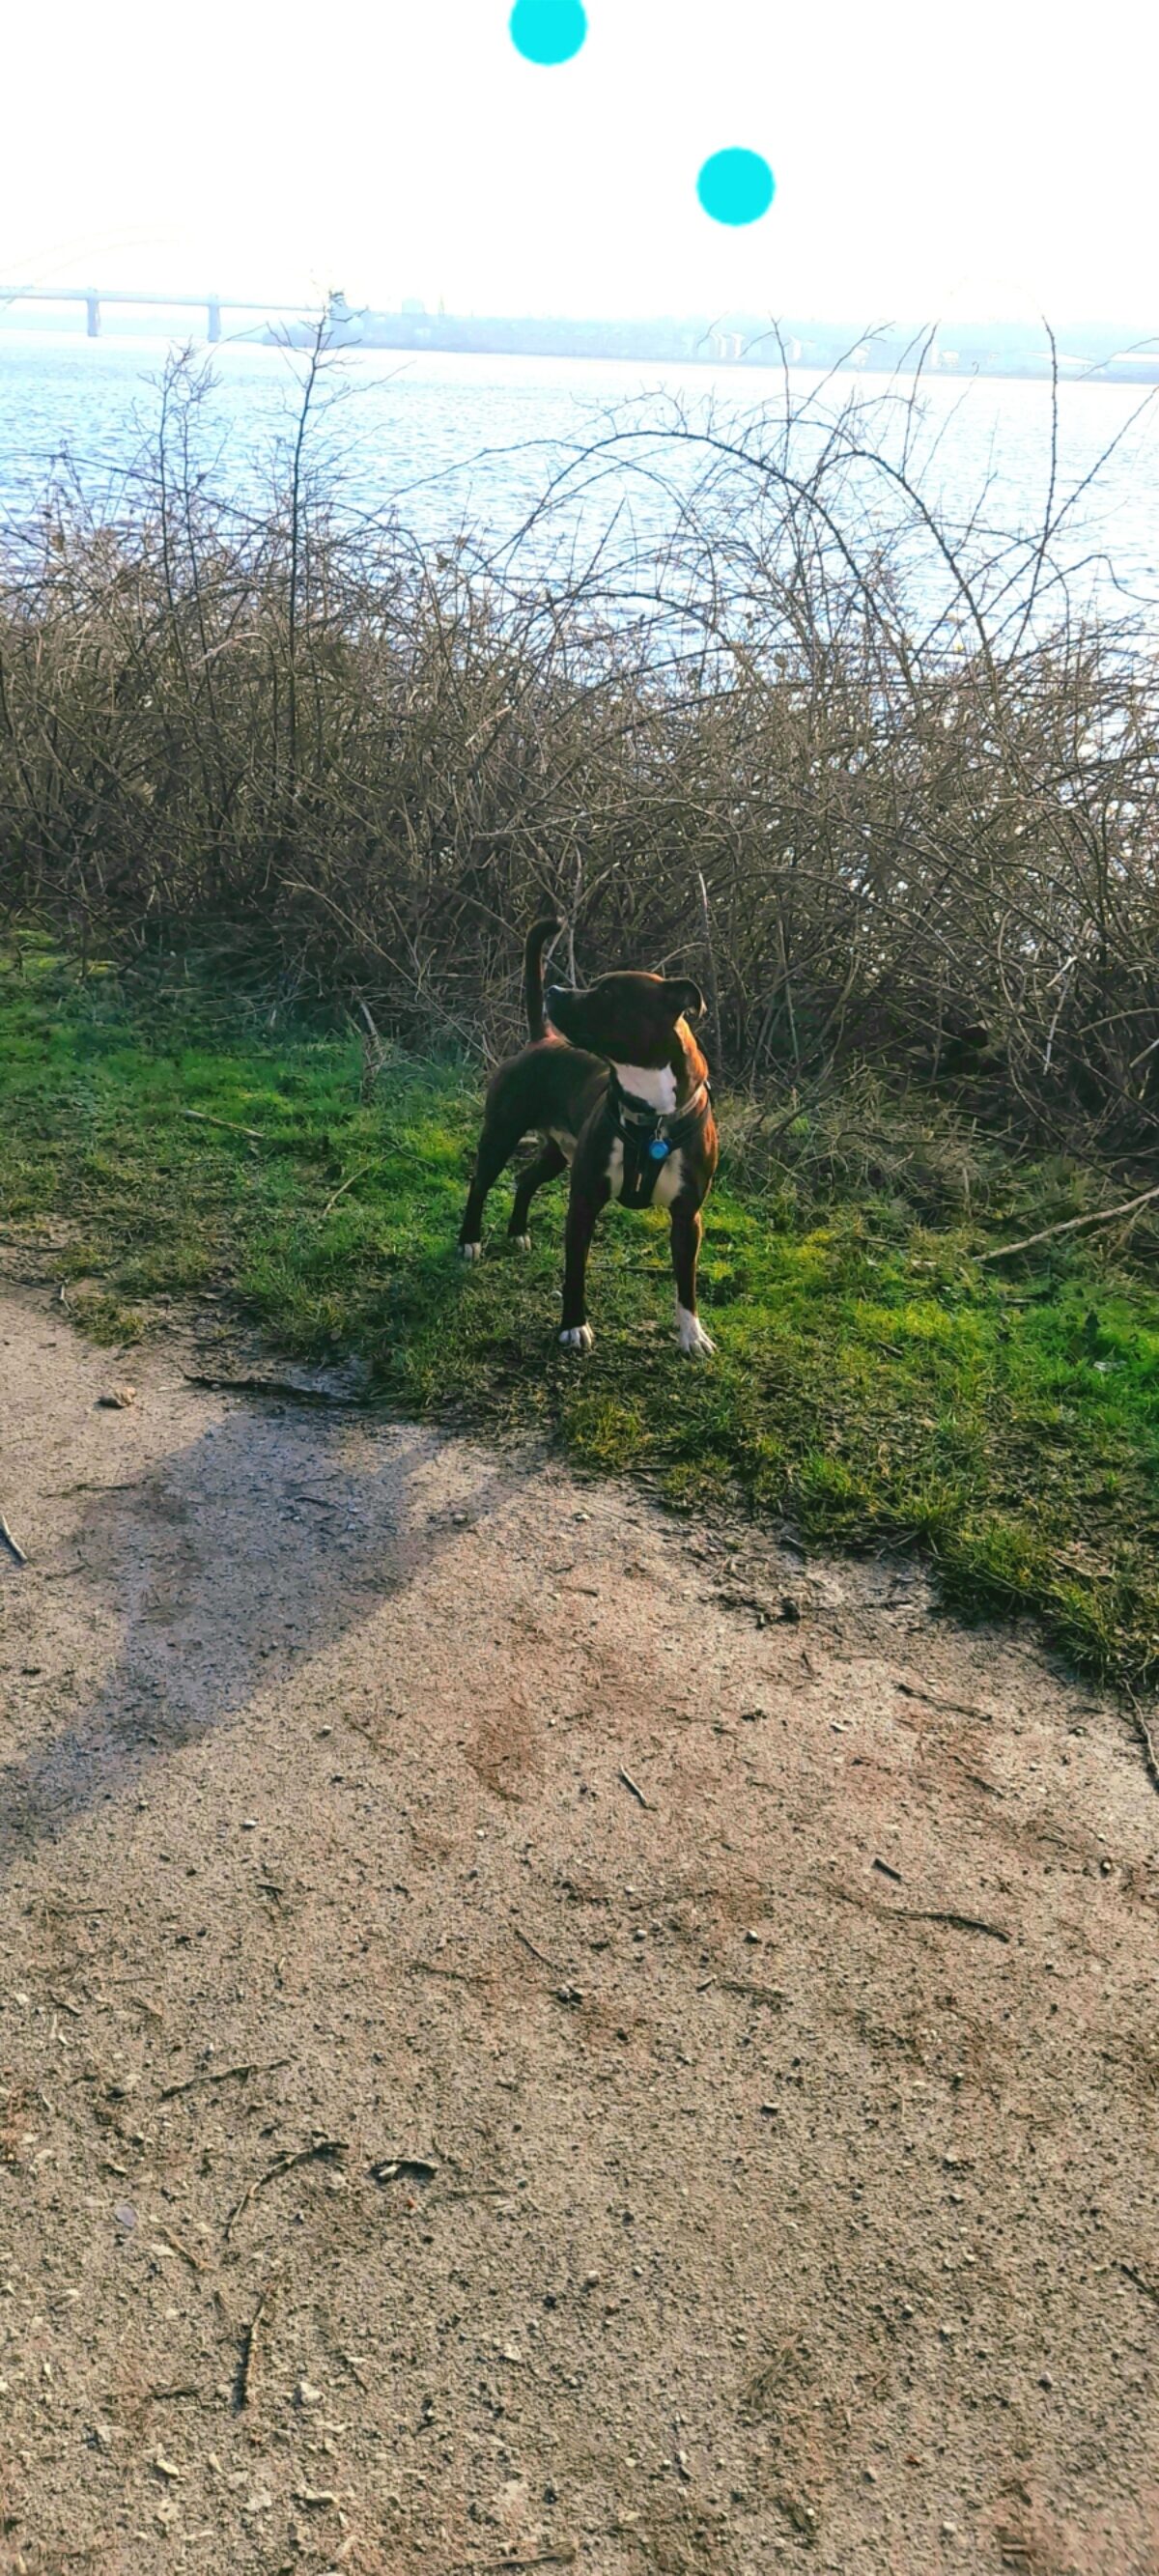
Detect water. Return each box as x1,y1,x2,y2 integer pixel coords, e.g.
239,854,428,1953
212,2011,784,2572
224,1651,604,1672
2,329,1157,623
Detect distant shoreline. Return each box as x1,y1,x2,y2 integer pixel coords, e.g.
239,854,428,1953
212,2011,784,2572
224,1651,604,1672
3,310,1158,386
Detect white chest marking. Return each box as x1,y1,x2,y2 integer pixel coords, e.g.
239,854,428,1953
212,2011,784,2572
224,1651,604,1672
606,1143,685,1208
651,1148,686,1207
613,1062,677,1114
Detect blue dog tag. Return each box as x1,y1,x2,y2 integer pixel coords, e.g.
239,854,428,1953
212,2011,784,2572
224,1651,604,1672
648,1138,670,1161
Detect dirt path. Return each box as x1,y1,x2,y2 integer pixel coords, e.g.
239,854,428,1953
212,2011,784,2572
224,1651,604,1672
0,1285,1157,2576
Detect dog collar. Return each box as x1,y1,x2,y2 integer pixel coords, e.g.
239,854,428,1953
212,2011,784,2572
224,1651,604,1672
608,1071,711,1144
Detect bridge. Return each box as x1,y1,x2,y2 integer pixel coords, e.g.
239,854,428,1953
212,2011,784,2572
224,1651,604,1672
0,286,318,342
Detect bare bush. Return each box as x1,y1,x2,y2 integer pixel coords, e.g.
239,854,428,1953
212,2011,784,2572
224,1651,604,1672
1,335,1157,1153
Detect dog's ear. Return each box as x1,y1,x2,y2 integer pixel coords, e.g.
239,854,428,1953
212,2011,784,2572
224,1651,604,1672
664,977,706,1022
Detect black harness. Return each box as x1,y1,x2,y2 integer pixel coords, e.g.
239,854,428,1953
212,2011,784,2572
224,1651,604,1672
606,1070,712,1210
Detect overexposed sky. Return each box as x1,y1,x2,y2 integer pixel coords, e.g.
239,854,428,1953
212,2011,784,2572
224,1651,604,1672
2,0,1155,326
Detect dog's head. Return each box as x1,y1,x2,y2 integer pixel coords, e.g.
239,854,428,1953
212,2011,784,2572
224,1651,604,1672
544,970,705,1065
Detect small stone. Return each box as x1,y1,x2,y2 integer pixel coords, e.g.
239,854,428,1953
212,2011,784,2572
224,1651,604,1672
297,2379,323,2406
942,2521,958,2537
153,2450,184,2480
1038,2370,1053,2389
1100,1858,1114,1876
240,1818,258,1831
98,1385,136,1409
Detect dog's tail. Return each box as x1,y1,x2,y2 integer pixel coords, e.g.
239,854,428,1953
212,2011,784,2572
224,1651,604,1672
523,915,562,1042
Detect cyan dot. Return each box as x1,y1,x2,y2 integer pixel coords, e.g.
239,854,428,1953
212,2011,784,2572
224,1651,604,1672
696,148,776,226
509,0,587,65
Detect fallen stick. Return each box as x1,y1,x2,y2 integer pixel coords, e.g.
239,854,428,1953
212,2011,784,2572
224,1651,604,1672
181,1107,267,1143
513,1925,561,1970
236,2281,275,2409
619,1765,650,1809
1117,2259,1159,2305
409,1960,492,1988
151,2223,204,2274
225,2137,348,2242
896,1681,994,1723
980,1180,1159,1262
1124,1686,1159,1798
0,1514,28,1568
906,1909,1010,1942
320,1162,374,1221
159,2055,291,2102
179,1371,364,1407
476,2550,578,2573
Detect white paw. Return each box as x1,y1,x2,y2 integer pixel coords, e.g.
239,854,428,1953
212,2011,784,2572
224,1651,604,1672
558,1324,594,1354
510,1233,532,1253
676,1306,716,1359
459,1240,483,1261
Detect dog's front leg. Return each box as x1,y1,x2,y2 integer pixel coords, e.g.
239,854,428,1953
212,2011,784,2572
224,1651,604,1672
670,1206,716,1357
558,1182,607,1353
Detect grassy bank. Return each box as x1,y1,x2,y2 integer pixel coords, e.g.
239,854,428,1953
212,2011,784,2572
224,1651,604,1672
2,941,1157,1692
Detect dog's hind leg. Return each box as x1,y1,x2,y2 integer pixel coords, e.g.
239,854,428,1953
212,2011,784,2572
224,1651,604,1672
458,1114,526,1259
508,1137,567,1249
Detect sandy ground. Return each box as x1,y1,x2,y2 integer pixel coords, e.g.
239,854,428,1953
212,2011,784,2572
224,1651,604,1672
0,1283,1157,2576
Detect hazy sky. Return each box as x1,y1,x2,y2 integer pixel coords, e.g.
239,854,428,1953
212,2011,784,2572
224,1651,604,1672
2,0,1155,327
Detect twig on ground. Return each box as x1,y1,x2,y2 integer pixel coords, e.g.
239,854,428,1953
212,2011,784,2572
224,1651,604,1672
1117,2260,1159,2305
409,1960,492,1988
179,1372,364,1407
906,1909,1010,1942
1123,1685,1159,1797
224,2137,348,2241
719,1977,786,2008
320,1162,375,1221
181,1107,267,1143
0,1514,28,1568
235,2279,277,2409
980,1181,1159,1262
475,2550,578,2572
829,1883,1010,1941
896,1682,994,1723
159,2056,291,2102
619,1765,650,1809
513,1926,561,1970
151,2224,203,2273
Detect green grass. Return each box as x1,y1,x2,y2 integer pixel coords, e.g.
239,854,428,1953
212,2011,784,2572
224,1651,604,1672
3,939,1158,1690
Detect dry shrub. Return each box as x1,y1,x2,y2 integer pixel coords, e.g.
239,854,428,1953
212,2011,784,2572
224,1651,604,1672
1,334,1157,1156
